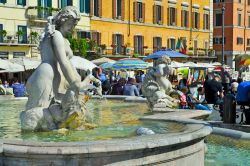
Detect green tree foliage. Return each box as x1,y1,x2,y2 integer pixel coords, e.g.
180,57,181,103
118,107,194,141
68,36,102,60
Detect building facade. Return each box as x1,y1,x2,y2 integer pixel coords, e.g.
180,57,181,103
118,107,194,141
214,0,250,68
0,0,90,59
89,0,214,62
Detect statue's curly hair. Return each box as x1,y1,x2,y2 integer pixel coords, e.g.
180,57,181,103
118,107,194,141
53,6,81,30
155,56,171,65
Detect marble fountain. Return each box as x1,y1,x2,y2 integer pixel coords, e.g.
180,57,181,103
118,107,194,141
0,6,212,166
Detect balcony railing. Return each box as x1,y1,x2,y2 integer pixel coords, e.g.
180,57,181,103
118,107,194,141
26,6,59,20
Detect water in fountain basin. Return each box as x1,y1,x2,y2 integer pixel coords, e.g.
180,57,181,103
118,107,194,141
0,99,184,142
205,135,250,165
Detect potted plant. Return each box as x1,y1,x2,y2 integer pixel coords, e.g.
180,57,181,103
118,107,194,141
100,44,107,54
133,53,140,58
30,31,39,44
0,30,7,42
16,30,25,37
0,30,7,37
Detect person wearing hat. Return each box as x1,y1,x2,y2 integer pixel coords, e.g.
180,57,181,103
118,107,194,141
204,74,224,115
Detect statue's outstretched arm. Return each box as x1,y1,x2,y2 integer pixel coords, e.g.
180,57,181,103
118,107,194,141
51,31,81,86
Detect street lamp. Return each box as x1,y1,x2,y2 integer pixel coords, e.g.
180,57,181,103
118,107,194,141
222,4,225,65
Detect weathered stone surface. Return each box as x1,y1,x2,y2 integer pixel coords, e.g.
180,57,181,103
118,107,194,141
0,118,212,166
21,6,101,132
141,56,179,110
143,110,212,120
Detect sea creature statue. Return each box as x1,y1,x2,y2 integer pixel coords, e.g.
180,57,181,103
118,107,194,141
141,56,179,111
20,6,101,131
136,127,155,135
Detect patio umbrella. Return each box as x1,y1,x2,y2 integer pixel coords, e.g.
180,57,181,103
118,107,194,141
112,58,148,70
170,61,184,68
239,59,246,66
99,62,114,70
183,62,199,68
70,56,97,71
143,49,189,61
211,62,222,66
197,63,215,68
244,59,250,65
10,57,41,70
91,57,116,65
0,58,24,73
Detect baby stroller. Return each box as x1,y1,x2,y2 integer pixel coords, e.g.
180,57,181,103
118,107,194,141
236,82,250,124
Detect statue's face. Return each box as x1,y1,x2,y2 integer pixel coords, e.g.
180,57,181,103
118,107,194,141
61,18,78,35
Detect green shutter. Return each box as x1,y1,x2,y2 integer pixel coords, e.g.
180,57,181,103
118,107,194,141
47,0,51,7
1,0,7,4
80,0,83,12
86,0,90,13
61,0,66,8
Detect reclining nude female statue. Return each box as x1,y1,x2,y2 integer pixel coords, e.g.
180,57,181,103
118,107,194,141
20,6,101,131
141,56,179,111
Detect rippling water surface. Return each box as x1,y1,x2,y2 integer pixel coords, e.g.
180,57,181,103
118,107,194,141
0,99,184,142
205,135,250,166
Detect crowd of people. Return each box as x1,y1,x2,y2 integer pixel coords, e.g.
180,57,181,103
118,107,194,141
1,66,250,117
176,67,250,119
92,67,144,96
0,78,26,97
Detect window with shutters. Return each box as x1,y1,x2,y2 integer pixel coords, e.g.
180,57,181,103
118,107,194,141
116,0,122,18
204,13,209,30
169,7,176,26
215,13,222,26
182,10,188,27
194,12,199,29
93,0,100,16
134,36,144,55
248,15,250,27
213,37,226,44
168,38,176,50
38,0,52,18
238,13,242,26
17,25,27,44
156,5,162,24
113,0,124,20
213,0,224,3
77,31,91,39
60,0,72,8
0,24,3,43
80,0,90,14
17,0,26,6
115,34,123,54
134,2,144,22
237,37,243,45
153,37,162,53
247,38,250,45
0,0,6,4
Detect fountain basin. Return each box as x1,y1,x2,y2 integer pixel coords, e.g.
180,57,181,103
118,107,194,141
0,118,211,166
0,98,212,165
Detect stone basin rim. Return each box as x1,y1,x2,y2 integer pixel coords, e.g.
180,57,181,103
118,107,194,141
0,118,212,154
